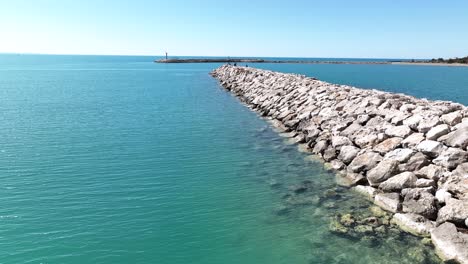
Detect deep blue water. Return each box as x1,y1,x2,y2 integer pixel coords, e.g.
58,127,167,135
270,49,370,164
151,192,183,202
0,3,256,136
1,54,466,263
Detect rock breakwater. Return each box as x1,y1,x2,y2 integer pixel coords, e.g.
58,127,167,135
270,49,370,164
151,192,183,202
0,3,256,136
211,65,468,263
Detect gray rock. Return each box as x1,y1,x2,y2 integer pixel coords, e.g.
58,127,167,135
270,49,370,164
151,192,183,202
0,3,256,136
330,159,346,171
331,136,353,150
402,188,438,219
399,152,430,172
433,147,468,170
383,148,414,163
417,140,444,158
337,145,360,164
379,172,417,192
437,198,468,225
391,213,435,237
418,116,441,133
426,124,450,140
401,133,425,148
335,172,366,187
415,164,444,180
385,125,412,138
440,110,463,126
347,151,383,173
373,137,403,154
445,127,468,149
367,159,400,187
431,222,468,263
403,114,422,130
439,164,468,200
323,148,337,162
340,122,362,137
354,133,380,149
374,192,401,213
312,140,328,155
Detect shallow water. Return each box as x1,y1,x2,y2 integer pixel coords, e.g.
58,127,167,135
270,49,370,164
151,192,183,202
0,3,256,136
1,55,465,263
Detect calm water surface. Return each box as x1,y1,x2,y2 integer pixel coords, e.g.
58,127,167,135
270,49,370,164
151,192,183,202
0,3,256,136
1,54,467,263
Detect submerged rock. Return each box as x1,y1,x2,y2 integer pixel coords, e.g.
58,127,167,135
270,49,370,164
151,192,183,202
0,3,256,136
391,213,435,237
374,193,401,213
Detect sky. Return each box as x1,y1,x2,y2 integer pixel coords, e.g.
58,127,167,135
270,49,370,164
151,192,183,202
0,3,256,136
0,0,467,58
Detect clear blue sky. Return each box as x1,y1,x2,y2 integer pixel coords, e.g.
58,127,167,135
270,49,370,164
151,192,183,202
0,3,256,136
0,0,467,58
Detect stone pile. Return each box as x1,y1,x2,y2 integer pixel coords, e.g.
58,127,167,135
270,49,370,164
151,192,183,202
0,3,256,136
211,65,468,263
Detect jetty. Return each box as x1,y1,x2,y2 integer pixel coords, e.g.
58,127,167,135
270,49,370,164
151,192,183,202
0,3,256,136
211,65,468,263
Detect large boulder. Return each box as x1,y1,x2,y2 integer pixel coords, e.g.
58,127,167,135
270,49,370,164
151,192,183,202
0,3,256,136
385,125,412,138
439,163,468,200
367,159,400,187
431,222,468,263
403,114,423,130
418,116,441,133
416,140,445,158
437,198,468,226
374,192,401,213
384,148,414,163
440,110,463,126
322,148,338,162
415,164,445,180
312,140,328,155
391,213,435,237
373,137,403,154
337,145,360,164
331,136,353,150
426,124,450,141
401,133,425,148
399,152,431,172
433,148,468,170
379,172,417,192
401,188,438,219
347,151,383,173
445,127,468,149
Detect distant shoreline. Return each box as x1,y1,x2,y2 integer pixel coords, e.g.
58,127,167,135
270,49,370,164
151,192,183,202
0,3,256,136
155,58,468,66
155,58,390,65
391,62,468,67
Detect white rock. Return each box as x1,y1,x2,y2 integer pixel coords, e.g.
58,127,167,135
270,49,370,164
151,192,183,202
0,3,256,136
401,133,425,148
352,185,377,201
391,213,434,237
426,124,450,140
435,189,453,204
379,172,418,192
417,140,444,158
384,148,414,163
431,222,468,263
374,193,401,213
385,125,412,138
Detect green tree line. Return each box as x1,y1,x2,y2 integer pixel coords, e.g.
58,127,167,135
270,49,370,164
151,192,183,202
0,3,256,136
430,56,468,64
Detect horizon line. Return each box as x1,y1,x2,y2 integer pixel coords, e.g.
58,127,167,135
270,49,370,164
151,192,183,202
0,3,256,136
0,52,437,60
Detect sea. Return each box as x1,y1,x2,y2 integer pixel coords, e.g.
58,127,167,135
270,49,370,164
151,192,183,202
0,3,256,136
0,54,467,264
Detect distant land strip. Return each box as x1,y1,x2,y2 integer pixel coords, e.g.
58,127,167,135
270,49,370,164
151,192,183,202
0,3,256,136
155,58,391,64
155,58,468,66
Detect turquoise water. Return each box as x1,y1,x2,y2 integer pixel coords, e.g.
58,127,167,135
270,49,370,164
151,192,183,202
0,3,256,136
1,55,467,263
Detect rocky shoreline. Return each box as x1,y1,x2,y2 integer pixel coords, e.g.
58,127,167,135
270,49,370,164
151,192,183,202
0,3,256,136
211,65,468,263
